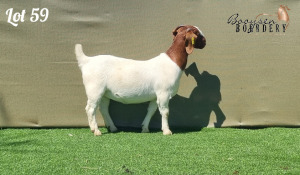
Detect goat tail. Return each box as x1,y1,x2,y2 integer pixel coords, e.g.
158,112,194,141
75,44,88,67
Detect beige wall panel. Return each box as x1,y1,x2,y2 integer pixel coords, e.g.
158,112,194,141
1,0,299,128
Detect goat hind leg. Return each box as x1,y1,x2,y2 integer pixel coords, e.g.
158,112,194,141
141,100,158,133
99,97,118,132
86,100,102,136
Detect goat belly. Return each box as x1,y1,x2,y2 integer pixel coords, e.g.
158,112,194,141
104,89,156,104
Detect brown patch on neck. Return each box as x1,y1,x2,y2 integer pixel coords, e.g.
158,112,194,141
166,35,188,70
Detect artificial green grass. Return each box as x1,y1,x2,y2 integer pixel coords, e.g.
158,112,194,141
0,128,299,174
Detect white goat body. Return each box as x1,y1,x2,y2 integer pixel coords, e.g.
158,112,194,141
76,45,182,105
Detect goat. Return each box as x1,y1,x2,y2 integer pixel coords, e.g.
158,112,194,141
75,25,206,136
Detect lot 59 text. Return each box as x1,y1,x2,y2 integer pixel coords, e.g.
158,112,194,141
5,8,49,27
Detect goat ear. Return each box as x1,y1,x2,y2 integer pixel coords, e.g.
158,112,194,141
172,25,184,37
185,32,197,55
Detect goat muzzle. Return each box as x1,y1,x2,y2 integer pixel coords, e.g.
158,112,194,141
195,35,206,49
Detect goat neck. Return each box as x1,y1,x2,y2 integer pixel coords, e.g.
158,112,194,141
166,34,188,70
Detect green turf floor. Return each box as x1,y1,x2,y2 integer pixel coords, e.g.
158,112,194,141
1,128,299,174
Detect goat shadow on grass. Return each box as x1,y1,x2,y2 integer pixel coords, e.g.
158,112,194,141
109,62,226,132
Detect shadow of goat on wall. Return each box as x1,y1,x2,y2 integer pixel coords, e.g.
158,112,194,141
168,62,226,129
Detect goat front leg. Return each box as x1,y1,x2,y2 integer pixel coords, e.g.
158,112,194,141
157,94,172,135
99,97,118,133
141,100,158,133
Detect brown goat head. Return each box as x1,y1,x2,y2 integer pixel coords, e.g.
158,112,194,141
172,25,206,54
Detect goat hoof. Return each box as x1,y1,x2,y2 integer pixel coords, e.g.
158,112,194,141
141,128,149,133
163,129,172,135
94,130,102,136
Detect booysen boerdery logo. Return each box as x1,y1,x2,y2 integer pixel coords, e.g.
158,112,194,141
227,5,290,33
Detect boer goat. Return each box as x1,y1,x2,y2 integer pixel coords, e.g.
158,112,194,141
75,25,206,136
